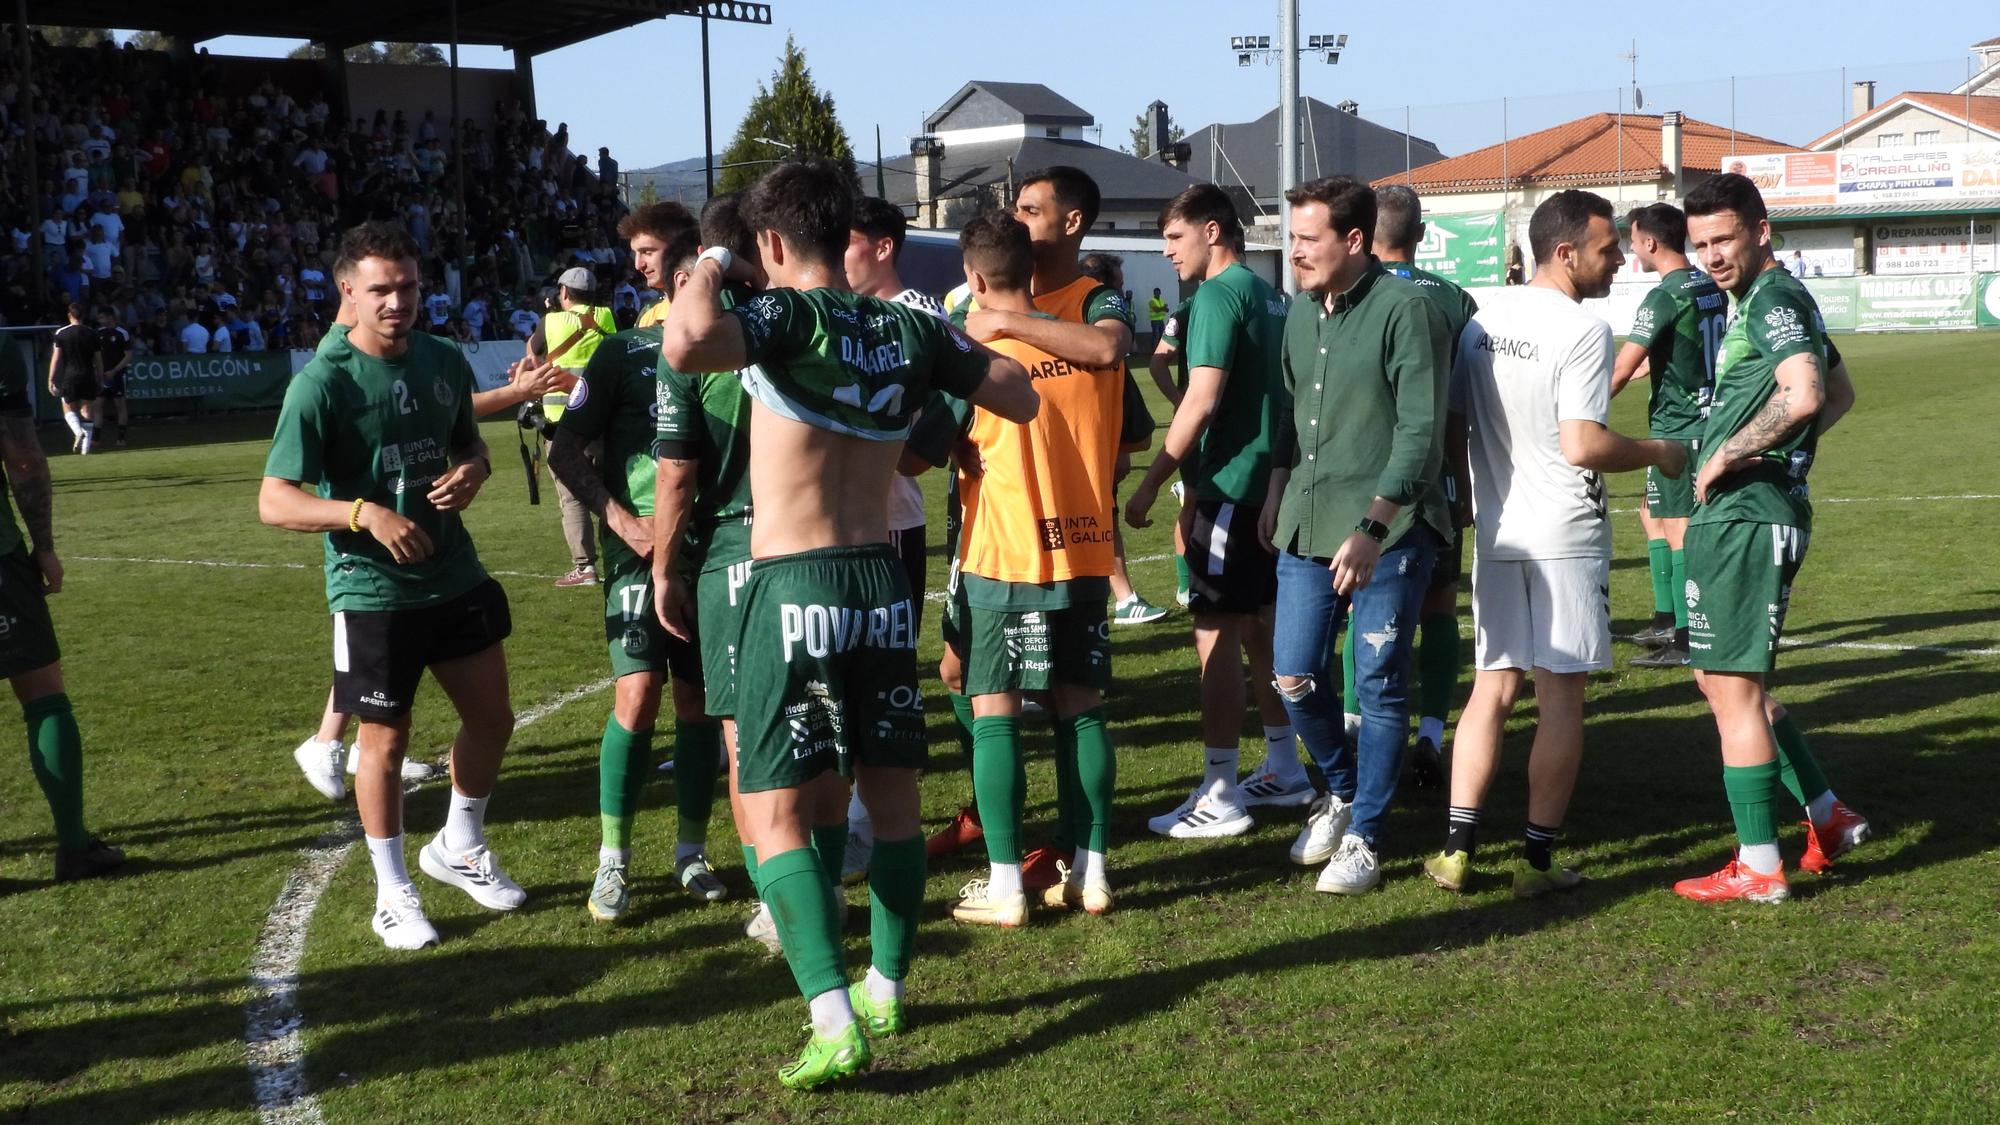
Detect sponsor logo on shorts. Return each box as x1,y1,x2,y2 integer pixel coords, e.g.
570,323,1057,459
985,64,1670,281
1684,580,1701,608
0,614,15,639
363,689,398,709
779,599,915,661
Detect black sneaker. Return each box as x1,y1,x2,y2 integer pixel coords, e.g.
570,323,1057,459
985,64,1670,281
1409,735,1445,790
1627,621,1676,647
54,838,126,882
1630,644,1690,668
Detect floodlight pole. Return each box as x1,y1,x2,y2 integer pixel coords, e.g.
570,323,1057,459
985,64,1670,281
666,5,774,197
450,0,466,265
18,0,43,310
1278,0,1299,293
701,14,714,194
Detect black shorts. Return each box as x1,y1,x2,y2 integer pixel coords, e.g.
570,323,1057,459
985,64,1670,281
333,578,513,719
1118,370,1156,453
0,548,61,678
99,374,125,399
56,374,100,404
1184,500,1277,614
889,522,927,633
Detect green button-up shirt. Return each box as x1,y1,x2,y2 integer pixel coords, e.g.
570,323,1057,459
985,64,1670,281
1273,260,1452,560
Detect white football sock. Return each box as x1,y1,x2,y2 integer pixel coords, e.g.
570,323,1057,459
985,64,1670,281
599,845,630,865
807,986,857,1037
864,964,904,1003
986,861,1023,898
1202,746,1239,792
1806,790,1837,825
366,833,412,897
1739,841,1783,875
846,789,872,839
1417,716,1445,746
62,410,82,438
79,422,94,453
1261,725,1299,773
1071,846,1105,884
442,788,488,851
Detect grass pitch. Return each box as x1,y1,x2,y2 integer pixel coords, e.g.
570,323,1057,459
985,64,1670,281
3,331,1998,1122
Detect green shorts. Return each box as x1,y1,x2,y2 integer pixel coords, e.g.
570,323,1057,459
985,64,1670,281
696,555,753,717
0,548,61,678
1645,442,1697,519
1685,520,1808,674
600,552,697,682
950,584,1111,696
732,544,926,792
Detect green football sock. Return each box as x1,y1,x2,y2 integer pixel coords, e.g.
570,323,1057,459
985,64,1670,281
948,692,975,757
758,847,847,1001
597,714,654,852
1772,714,1831,808
1173,554,1191,595
1647,538,1673,617
867,833,926,982
1669,548,1689,631
741,843,761,894
1068,708,1117,854
1052,720,1081,855
1722,760,1781,848
1417,612,1461,722
1341,630,1359,716
674,719,721,848
971,715,1024,864
811,821,848,880
24,694,88,850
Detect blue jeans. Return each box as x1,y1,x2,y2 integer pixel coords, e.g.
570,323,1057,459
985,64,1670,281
1271,527,1439,848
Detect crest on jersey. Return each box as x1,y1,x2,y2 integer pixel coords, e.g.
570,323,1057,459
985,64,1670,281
1632,307,1654,334
567,375,590,411
432,377,454,406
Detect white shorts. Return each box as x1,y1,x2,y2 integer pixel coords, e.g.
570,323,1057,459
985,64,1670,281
1470,555,1611,674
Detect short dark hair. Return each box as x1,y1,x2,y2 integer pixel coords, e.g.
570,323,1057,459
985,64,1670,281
617,201,696,244
959,212,1034,292
1528,190,1614,265
741,157,855,268
336,221,419,270
1625,203,1687,254
850,196,908,262
1021,165,1101,231
1283,176,1375,253
1683,172,1767,228
1161,182,1244,250
65,302,83,320
1372,185,1424,253
662,227,703,299
699,192,756,262
1078,251,1123,286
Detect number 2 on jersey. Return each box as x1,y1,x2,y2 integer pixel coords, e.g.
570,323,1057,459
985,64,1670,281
391,379,417,415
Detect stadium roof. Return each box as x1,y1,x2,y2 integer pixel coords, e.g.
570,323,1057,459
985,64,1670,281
925,82,1095,133
1806,91,2000,150
1376,113,1800,193
18,0,756,55
880,135,1200,220
1180,97,1447,203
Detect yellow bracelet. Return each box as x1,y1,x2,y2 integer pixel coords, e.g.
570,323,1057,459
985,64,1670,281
348,498,366,533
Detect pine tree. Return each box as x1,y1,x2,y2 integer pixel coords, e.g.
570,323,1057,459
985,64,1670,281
716,35,857,194
1127,107,1184,158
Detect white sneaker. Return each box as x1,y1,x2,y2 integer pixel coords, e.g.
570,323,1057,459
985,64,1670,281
1165,789,1254,839
1290,792,1352,865
418,833,528,910
839,831,872,886
346,744,438,782
1343,713,1362,744
1316,834,1380,894
1146,787,1201,835
371,886,439,950
294,738,345,800
745,900,782,954
1239,767,1315,808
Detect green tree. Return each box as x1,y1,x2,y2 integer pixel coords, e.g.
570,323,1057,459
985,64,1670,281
637,180,659,207
1127,107,1184,159
127,30,172,51
36,27,113,48
285,41,441,65
716,35,857,194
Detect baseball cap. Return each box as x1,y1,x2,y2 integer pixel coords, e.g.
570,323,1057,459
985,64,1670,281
557,266,596,293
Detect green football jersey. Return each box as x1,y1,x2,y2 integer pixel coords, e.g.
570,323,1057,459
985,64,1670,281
1628,266,1728,440
0,336,31,556
558,325,663,570
732,287,990,441
264,330,488,612
1380,260,1478,361
1692,267,1829,530
1181,261,1290,505
657,340,755,573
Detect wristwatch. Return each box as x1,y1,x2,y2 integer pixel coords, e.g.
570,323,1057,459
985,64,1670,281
1355,517,1390,543
696,245,734,275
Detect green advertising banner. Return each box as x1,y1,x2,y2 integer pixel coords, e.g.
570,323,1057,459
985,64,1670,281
1804,277,1857,332
1853,274,1978,332
1415,212,1505,288
122,352,293,411
1980,273,2000,328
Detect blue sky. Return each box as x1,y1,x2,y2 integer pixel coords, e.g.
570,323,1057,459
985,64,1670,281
203,1,1995,169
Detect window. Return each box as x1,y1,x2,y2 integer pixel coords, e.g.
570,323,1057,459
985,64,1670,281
1045,126,1061,138
1877,132,1905,147
1914,129,1941,145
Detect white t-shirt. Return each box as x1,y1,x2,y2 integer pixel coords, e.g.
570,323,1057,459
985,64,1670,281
1452,286,1613,562
180,322,210,353
82,240,114,278
887,287,947,531
211,325,234,353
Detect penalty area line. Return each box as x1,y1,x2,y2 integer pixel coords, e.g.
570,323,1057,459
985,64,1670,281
242,676,614,1125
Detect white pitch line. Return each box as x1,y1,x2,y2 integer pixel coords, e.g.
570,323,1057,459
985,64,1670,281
71,555,563,580
242,676,614,1125
1611,493,2000,515
1786,638,2000,658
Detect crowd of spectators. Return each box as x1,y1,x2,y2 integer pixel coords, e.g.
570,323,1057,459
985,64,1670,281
0,28,636,358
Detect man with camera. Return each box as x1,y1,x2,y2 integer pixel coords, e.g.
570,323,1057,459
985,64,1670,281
534,267,617,588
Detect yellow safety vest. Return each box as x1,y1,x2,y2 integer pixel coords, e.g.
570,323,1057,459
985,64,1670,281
540,304,615,421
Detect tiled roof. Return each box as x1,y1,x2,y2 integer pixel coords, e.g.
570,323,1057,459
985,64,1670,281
1374,113,1800,192
1806,91,2000,148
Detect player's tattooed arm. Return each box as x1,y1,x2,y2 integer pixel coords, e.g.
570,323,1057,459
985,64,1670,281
0,413,55,551
546,429,612,516
1696,352,1824,503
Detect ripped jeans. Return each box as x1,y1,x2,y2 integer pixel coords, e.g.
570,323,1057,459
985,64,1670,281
1271,526,1439,848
